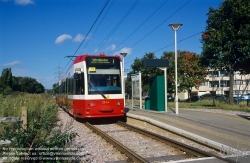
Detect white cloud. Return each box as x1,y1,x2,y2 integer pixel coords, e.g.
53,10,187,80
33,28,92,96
73,34,84,42
73,34,91,43
106,44,116,51
2,61,21,67
15,0,34,5
55,34,72,44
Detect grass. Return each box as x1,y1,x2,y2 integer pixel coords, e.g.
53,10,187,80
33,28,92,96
0,92,57,137
0,92,56,117
126,99,250,113
0,92,77,162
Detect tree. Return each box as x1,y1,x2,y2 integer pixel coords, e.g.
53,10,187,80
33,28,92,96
160,51,176,94
161,51,207,97
201,0,250,104
20,77,44,93
130,52,163,95
52,83,58,95
177,51,208,99
125,80,132,98
0,68,13,94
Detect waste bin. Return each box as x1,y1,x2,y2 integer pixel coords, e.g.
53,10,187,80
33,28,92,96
145,97,150,110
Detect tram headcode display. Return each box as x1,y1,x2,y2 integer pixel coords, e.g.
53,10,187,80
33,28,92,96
88,67,96,72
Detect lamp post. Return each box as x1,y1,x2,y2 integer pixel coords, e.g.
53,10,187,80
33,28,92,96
169,23,182,114
120,52,127,106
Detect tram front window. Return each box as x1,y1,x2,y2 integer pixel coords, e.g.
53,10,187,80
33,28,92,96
88,70,121,94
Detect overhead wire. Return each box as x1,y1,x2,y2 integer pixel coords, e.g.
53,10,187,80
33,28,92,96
131,0,191,48
108,0,169,55
95,0,140,52
153,31,202,53
125,31,203,65
61,0,194,74
121,0,192,65
80,0,115,54
61,0,110,74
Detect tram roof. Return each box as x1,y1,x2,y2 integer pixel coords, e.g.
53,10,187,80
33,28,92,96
74,53,122,64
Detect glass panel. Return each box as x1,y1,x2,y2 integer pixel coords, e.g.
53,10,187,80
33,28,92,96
86,57,122,95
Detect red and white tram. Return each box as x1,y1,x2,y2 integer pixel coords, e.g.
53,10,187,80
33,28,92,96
56,53,125,119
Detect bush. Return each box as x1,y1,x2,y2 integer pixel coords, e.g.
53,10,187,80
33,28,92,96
0,93,77,162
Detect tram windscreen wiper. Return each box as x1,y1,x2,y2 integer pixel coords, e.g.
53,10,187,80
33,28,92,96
89,81,107,99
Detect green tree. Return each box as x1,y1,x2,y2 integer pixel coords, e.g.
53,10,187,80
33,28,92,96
35,83,45,93
18,77,44,93
0,68,13,94
52,83,58,95
131,52,163,95
161,51,207,97
201,0,250,104
125,80,132,98
160,51,176,94
12,76,22,91
178,51,208,99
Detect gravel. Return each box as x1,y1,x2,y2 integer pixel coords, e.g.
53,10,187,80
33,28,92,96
56,108,250,162
56,110,128,163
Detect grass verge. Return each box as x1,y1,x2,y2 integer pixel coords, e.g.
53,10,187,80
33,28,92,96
0,93,77,162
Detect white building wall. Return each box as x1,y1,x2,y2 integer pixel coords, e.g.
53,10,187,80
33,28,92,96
187,69,250,99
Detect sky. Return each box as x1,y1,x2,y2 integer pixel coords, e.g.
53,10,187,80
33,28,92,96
0,0,224,89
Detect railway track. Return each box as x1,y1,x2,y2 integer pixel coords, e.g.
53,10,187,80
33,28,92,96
86,121,235,163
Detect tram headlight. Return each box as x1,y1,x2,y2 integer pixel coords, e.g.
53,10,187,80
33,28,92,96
88,102,95,106
117,102,121,105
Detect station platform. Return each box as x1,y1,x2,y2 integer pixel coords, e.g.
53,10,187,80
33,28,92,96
125,104,250,163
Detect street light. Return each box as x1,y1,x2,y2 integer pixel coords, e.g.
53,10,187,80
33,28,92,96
169,23,182,114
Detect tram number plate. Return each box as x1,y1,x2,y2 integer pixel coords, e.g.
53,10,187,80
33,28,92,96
102,101,109,104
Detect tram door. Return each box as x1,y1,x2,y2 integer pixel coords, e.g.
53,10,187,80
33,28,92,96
74,72,84,95
73,72,85,115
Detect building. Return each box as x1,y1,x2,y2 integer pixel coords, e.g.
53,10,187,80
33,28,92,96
180,70,250,100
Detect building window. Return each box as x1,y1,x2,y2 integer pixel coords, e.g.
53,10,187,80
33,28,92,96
234,80,243,85
220,80,229,87
200,81,208,86
220,70,229,77
209,81,219,87
209,71,219,77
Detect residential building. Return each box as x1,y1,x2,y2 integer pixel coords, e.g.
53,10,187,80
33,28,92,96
180,70,250,100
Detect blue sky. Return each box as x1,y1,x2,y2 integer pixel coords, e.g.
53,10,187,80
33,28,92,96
0,0,223,89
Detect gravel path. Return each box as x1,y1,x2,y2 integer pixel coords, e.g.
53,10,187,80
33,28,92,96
56,109,228,162
57,110,128,163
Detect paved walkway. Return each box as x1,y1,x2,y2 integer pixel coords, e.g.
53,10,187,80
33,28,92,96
125,104,250,162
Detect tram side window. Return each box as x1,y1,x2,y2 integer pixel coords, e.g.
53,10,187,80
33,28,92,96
74,73,84,95
65,80,67,94
63,82,66,94
59,82,65,95
55,85,59,94
67,77,74,95
59,84,62,94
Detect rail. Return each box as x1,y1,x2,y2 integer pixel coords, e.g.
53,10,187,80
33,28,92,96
117,121,236,163
85,122,149,163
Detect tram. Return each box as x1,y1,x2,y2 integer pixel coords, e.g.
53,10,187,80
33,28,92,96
56,53,125,119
